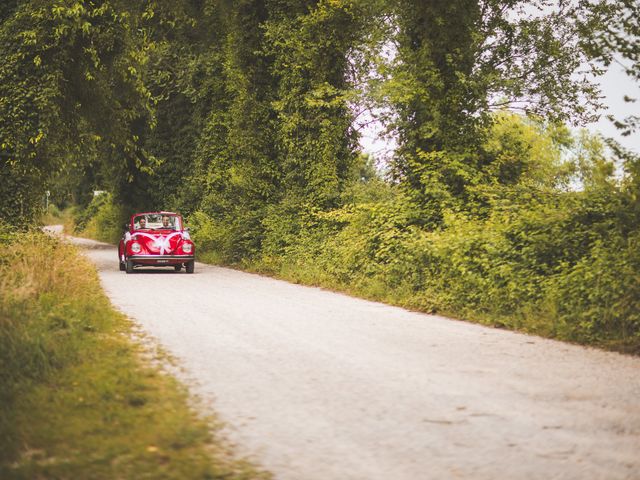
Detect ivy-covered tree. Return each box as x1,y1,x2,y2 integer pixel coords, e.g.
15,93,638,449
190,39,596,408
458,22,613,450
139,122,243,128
574,0,640,234
0,0,156,225
264,0,363,208
380,0,602,225
178,0,370,260
183,0,280,259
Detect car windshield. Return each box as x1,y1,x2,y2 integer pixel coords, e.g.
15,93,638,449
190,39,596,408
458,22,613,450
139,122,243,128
134,214,181,230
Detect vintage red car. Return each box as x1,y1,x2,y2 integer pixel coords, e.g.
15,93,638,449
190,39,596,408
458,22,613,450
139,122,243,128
118,212,195,273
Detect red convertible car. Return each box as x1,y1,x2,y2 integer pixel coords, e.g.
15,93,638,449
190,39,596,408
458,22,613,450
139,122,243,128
118,212,195,273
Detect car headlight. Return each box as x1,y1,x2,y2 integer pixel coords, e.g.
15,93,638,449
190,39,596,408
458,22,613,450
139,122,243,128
131,242,141,253
182,242,192,253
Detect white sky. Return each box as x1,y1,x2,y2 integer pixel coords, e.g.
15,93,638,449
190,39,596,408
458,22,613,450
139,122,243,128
589,63,639,154
358,115,395,161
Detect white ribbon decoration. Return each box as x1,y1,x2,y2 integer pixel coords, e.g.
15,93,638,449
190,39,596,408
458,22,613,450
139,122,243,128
131,231,184,255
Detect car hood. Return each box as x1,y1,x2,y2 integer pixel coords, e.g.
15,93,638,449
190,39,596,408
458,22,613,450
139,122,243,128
130,231,186,255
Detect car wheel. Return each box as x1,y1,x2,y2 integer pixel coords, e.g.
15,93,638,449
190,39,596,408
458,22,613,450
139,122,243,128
174,264,182,272
119,261,126,271
186,260,195,274
125,259,134,274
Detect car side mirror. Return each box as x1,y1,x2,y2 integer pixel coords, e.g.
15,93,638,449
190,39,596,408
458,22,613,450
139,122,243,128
185,227,190,232
124,223,130,231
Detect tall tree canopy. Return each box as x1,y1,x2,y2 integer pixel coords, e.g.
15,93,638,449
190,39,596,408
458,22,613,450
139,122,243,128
0,0,155,224
374,0,602,225
0,0,628,235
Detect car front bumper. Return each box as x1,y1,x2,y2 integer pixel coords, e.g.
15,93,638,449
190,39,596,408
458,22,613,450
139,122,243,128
128,255,195,266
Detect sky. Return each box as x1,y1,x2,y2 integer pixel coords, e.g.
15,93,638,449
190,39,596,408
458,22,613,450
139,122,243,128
590,63,639,154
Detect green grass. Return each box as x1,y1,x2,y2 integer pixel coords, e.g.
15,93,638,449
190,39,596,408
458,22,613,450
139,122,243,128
0,232,269,479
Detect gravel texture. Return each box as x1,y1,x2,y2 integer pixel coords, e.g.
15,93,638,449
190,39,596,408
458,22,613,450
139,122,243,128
75,234,640,480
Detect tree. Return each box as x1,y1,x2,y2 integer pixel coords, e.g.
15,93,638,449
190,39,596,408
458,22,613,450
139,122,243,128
177,0,369,260
577,0,639,138
376,0,602,226
575,0,639,229
264,0,364,208
0,0,156,225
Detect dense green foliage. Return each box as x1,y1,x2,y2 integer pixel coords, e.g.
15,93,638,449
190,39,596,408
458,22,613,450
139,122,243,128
228,116,640,352
75,192,126,243
381,0,602,226
1,1,639,350
0,1,156,223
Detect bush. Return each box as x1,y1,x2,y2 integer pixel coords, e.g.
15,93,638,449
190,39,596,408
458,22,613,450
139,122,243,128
76,193,127,244
186,210,229,263
184,120,640,353
547,235,640,349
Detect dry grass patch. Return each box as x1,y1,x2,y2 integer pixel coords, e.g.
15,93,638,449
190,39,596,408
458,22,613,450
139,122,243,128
0,232,269,479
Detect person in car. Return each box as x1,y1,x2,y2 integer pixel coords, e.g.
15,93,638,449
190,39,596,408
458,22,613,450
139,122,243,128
137,217,147,229
161,215,174,229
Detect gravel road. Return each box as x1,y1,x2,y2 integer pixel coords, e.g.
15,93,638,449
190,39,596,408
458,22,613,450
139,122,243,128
74,234,640,480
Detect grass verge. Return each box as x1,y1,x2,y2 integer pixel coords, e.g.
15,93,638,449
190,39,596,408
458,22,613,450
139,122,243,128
0,231,268,479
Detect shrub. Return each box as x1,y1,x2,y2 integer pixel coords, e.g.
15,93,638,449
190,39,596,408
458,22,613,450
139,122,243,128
546,234,640,350
76,193,127,244
186,210,229,264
